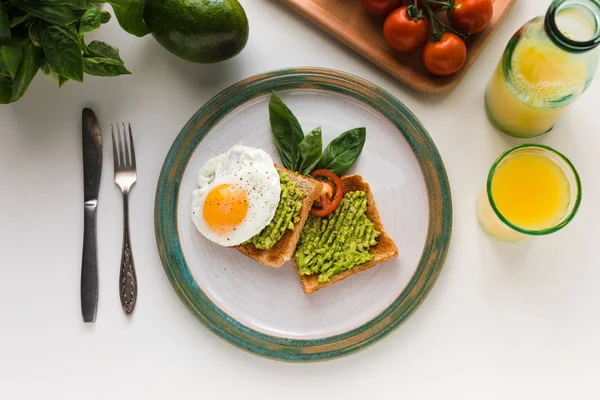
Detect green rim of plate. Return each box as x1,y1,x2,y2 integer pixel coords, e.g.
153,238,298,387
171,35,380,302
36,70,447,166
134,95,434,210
154,67,453,362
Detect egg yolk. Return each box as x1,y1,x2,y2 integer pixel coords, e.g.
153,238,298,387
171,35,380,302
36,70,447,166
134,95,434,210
203,184,249,234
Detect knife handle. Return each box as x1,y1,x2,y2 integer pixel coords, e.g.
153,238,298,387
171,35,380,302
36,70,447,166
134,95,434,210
81,201,99,323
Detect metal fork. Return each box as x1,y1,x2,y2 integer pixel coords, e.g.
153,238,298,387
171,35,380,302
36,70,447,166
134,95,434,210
111,123,138,317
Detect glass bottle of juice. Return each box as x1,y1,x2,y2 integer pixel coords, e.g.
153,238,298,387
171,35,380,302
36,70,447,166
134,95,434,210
485,0,600,138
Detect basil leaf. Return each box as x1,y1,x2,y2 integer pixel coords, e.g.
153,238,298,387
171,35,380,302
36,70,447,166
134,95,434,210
41,59,58,84
59,75,68,87
83,56,130,76
0,3,10,43
10,13,32,29
106,0,149,37
8,39,43,103
298,127,323,175
100,11,111,24
0,76,11,103
318,127,366,175
86,40,122,62
29,21,41,47
79,6,102,35
269,91,304,171
17,2,85,25
0,43,23,79
23,0,91,10
40,22,83,82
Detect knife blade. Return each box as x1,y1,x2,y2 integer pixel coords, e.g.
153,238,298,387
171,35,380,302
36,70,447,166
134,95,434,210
81,108,102,323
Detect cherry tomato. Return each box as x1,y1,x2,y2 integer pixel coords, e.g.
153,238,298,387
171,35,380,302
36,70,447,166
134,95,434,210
450,0,493,34
422,33,467,76
383,6,430,52
309,169,344,217
360,0,402,16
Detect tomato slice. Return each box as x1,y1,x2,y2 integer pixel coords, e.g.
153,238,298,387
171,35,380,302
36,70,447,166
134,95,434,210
309,169,344,217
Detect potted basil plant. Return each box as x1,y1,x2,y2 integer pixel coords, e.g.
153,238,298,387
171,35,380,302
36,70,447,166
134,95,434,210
0,0,147,104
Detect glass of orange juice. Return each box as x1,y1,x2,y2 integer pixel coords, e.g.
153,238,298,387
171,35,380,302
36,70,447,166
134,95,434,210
477,145,581,243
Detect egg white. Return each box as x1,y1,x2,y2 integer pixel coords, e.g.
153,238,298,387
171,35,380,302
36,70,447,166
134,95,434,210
191,144,281,246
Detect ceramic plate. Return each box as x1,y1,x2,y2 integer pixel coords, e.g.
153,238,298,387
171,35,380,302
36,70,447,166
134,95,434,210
155,68,452,361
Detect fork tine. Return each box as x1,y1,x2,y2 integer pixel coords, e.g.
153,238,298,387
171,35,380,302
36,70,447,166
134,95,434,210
111,124,119,167
117,123,125,167
122,123,131,166
127,123,136,169
116,123,122,166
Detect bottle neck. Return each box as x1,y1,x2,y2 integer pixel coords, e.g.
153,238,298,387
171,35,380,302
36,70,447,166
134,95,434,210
545,0,600,53
544,0,600,53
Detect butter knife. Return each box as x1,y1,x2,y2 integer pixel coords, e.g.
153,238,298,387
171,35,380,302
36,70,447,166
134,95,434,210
81,108,102,323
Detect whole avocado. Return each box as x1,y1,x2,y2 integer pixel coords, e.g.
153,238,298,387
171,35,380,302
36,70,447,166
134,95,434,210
144,0,249,64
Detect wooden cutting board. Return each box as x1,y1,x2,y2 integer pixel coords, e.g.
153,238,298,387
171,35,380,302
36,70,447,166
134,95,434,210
279,0,518,94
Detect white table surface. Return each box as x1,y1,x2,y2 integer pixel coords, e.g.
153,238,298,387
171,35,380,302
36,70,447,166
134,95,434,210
2,1,599,398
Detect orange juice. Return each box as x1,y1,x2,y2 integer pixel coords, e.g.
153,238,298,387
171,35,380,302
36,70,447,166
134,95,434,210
485,36,586,138
477,146,579,243
485,2,600,138
491,152,570,230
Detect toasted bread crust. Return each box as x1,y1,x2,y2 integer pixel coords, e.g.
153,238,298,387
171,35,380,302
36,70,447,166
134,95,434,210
292,174,399,294
235,166,323,267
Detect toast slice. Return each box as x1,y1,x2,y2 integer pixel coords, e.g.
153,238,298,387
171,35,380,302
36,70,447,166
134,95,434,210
235,166,323,267
292,174,399,295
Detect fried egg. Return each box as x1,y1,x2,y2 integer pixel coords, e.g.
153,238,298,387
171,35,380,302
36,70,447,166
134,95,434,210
191,144,281,246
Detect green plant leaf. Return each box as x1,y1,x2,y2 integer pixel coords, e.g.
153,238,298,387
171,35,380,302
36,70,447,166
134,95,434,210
106,0,149,37
0,43,23,79
79,5,102,35
0,76,11,103
100,11,111,24
318,127,367,175
40,22,83,82
29,21,41,47
86,40,122,62
83,56,130,76
0,3,10,43
59,75,68,87
23,0,91,10
10,12,32,29
298,127,323,175
269,91,305,171
17,2,85,25
7,39,44,103
41,58,59,85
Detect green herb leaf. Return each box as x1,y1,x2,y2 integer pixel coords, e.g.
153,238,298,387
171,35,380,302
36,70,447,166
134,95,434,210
269,91,305,171
318,127,366,175
0,76,11,103
40,22,83,82
0,3,10,43
298,127,323,175
83,56,130,77
86,40,122,62
7,39,43,103
41,59,58,85
106,0,149,37
0,43,23,80
59,75,68,87
9,12,32,29
100,11,111,24
17,2,86,25
79,6,102,35
29,21,41,47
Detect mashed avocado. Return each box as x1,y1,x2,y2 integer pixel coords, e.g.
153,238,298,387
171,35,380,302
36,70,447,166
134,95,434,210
294,191,380,282
248,173,303,249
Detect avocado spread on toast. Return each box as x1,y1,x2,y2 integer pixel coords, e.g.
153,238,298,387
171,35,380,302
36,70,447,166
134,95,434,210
294,191,380,282
247,173,303,250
